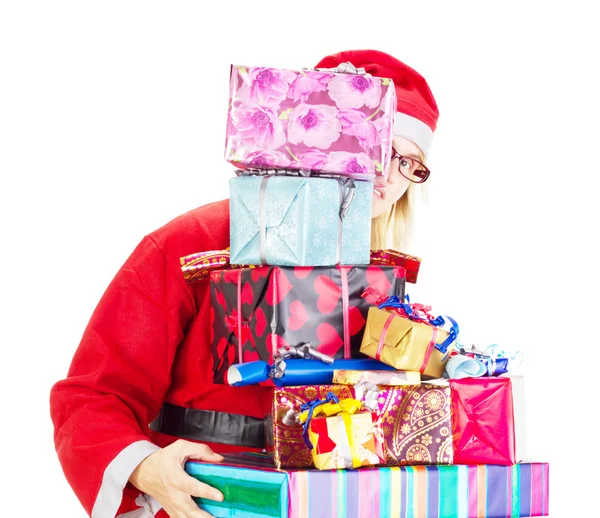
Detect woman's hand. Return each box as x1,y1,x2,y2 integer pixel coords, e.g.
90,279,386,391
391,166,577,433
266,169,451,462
129,439,225,518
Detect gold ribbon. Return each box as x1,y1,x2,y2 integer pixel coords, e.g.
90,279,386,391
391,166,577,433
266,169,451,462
180,248,421,284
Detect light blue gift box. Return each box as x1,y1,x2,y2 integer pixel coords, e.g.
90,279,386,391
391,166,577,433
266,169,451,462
229,175,372,266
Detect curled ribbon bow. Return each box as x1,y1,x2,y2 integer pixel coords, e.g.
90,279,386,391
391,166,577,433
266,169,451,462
377,295,459,355
352,381,380,413
486,343,524,373
299,392,342,449
269,342,334,379
445,340,521,378
314,61,367,75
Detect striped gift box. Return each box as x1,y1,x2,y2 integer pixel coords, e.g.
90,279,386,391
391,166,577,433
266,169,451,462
185,454,549,517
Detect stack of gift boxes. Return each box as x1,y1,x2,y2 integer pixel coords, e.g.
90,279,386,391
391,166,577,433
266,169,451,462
179,63,549,517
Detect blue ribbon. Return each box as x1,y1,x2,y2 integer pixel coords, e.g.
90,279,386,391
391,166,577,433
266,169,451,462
377,295,459,354
300,392,340,450
483,357,510,376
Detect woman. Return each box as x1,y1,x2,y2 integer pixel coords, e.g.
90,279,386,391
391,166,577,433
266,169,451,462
50,49,438,518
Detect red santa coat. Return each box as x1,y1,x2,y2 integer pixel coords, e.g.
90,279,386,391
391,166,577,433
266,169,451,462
50,199,272,517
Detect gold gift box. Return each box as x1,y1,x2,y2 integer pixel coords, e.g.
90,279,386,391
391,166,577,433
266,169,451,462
332,369,421,386
359,306,452,378
308,411,384,470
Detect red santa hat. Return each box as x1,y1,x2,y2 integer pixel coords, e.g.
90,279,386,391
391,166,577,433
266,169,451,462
315,49,438,158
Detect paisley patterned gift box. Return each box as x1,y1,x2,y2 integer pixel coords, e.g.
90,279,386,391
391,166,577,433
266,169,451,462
229,175,372,267
225,64,397,179
266,383,453,469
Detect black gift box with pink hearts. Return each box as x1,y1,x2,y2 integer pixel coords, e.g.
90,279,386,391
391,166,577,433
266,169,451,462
210,265,406,384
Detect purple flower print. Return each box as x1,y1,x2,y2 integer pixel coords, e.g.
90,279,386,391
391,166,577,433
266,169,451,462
327,74,382,109
231,104,286,150
296,150,329,171
372,114,392,174
337,109,380,151
325,151,376,178
236,67,297,108
287,104,341,149
243,148,292,169
287,72,332,103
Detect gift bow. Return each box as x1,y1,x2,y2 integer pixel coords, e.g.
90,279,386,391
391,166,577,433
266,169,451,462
445,351,509,378
314,61,367,75
352,381,380,413
361,286,392,306
445,341,522,378
298,392,363,450
377,295,459,355
486,343,524,373
269,342,334,379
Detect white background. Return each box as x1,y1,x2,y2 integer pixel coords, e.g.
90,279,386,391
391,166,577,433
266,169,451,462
1,1,598,517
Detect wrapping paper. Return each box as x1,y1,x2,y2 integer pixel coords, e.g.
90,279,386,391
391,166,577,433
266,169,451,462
186,453,550,517
445,354,509,379
226,358,395,387
360,306,453,377
450,376,527,465
369,249,421,284
210,264,405,384
186,455,287,518
332,369,421,386
225,64,397,179
229,175,372,266
309,410,385,470
267,383,453,469
181,247,421,284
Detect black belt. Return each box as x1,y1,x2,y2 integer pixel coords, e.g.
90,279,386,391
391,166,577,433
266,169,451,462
149,402,266,449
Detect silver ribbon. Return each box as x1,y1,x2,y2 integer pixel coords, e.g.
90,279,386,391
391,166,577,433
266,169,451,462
314,61,367,75
259,175,270,265
335,177,356,265
457,343,492,359
236,168,312,178
353,381,380,412
282,407,301,427
248,171,355,267
269,342,335,379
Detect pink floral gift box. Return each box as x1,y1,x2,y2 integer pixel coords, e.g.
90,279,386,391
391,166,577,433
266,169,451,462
225,64,397,179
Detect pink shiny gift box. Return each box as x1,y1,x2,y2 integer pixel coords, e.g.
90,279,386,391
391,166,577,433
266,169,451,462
450,376,527,465
225,64,397,178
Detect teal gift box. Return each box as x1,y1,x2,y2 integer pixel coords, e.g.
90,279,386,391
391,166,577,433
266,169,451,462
229,175,372,266
185,453,549,517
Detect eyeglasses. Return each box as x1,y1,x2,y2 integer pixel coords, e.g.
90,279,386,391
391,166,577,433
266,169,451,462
391,150,430,183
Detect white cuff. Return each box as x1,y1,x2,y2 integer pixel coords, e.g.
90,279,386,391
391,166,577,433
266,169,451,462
116,493,162,518
92,440,160,518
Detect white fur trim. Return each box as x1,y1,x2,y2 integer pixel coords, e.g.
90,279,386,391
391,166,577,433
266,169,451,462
116,494,162,518
92,440,160,518
394,112,434,158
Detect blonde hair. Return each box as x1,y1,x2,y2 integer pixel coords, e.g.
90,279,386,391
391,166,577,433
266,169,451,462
370,150,428,252
370,183,415,251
